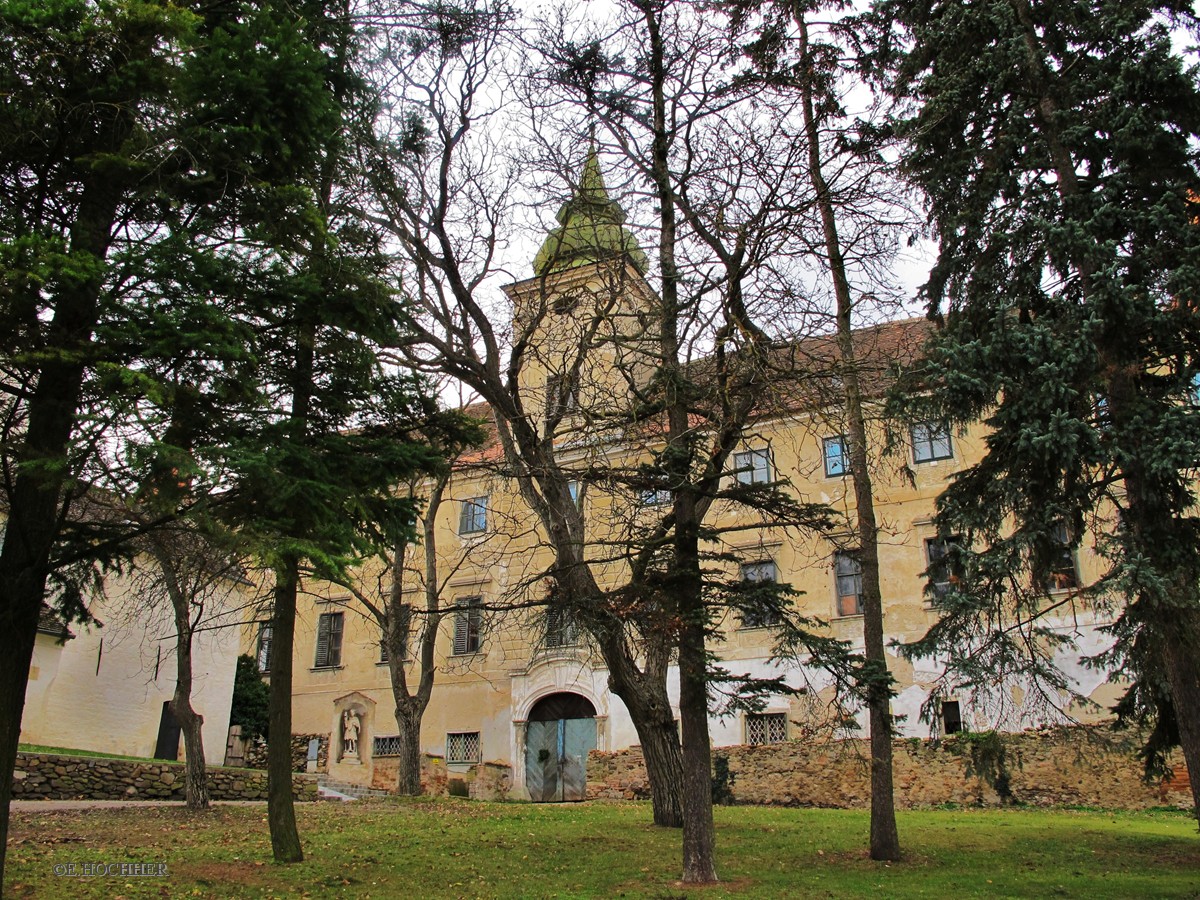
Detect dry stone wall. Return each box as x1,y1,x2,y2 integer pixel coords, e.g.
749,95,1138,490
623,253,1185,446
370,753,511,800
13,752,318,802
588,726,1193,810
241,733,328,773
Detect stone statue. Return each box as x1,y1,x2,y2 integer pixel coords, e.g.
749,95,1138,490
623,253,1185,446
341,709,360,760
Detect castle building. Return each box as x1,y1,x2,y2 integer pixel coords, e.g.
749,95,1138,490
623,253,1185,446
270,156,1118,799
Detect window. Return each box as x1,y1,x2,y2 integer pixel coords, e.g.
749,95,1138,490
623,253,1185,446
941,699,963,735
834,551,863,617
823,435,848,477
446,731,481,764
373,735,404,757
925,536,965,601
314,611,344,668
544,606,580,648
746,712,788,745
380,605,410,664
459,496,488,535
256,624,273,673
911,420,953,463
734,448,772,485
1045,522,1079,592
641,487,671,506
740,561,781,629
1190,372,1200,405
547,373,580,417
567,480,582,509
453,596,483,655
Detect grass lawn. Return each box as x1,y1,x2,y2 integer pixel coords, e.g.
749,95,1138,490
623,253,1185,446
17,745,162,764
7,799,1199,898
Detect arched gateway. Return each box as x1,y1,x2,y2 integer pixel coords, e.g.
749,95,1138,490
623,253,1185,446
525,692,597,802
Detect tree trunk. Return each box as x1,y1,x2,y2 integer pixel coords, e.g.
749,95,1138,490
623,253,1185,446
0,591,42,883
679,598,717,883
267,561,303,862
1161,623,1200,817
173,694,209,810
631,706,685,828
393,706,424,796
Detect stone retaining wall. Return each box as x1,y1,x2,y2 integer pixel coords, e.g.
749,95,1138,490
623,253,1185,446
370,753,511,800
587,726,1193,810
13,752,318,802
242,733,329,773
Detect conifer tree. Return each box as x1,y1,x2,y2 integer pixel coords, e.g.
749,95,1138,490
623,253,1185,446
879,0,1200,809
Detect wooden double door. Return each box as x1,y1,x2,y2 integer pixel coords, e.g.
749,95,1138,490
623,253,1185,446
525,693,597,803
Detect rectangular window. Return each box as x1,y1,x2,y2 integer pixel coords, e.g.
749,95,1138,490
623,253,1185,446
835,551,863,617
544,606,580,649
380,604,410,664
641,487,671,506
256,624,273,673
314,611,344,668
740,561,781,629
1045,522,1080,592
911,420,953,463
446,731,481,763
823,435,848,477
458,496,488,535
734,448,772,485
567,480,582,509
941,699,963,735
746,712,788,745
453,596,483,655
925,536,965,601
547,373,580,417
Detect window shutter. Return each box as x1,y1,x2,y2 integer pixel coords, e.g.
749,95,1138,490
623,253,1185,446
315,615,331,667
329,612,343,667
453,606,469,655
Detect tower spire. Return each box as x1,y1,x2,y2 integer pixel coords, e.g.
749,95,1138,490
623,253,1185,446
532,148,648,277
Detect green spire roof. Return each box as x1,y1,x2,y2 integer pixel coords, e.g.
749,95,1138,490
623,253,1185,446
532,150,648,277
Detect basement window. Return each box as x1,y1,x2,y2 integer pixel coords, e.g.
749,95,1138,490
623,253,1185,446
746,712,788,745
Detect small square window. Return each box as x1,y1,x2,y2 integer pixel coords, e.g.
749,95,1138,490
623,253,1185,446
834,551,863,617
740,561,781,629
925,536,965,602
746,712,788,745
823,435,848,477
459,497,488,535
453,597,483,655
314,611,343,668
446,731,481,764
734,448,772,485
911,421,953,463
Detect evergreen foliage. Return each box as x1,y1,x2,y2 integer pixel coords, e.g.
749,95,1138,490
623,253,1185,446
230,654,272,742
879,0,1200,782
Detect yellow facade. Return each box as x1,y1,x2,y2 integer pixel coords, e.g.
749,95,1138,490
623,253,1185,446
276,257,1119,798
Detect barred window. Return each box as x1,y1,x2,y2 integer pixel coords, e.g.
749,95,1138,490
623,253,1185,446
314,612,343,668
544,606,580,649
746,712,788,745
446,731,481,764
373,735,403,757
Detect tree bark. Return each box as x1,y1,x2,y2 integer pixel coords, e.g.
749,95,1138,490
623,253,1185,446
174,694,210,810
678,548,717,882
393,707,424,796
267,561,303,862
0,166,126,884
796,10,901,862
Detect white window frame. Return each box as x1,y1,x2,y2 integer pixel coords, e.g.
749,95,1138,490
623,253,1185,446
823,435,848,477
911,420,954,463
734,448,772,486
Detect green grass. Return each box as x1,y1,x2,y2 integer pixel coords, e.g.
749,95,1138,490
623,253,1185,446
17,744,163,764
7,799,1200,898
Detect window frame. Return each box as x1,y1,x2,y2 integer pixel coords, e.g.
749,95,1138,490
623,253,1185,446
1045,522,1080,592
745,711,788,745
446,731,481,764
458,496,488,535
822,435,848,478
834,551,864,618
256,624,273,674
452,596,483,656
734,447,772,486
941,699,963,735
910,420,954,464
544,606,580,649
924,535,965,602
314,610,344,669
739,560,781,629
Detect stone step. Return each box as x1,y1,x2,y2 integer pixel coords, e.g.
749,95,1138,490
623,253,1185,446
317,778,391,800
